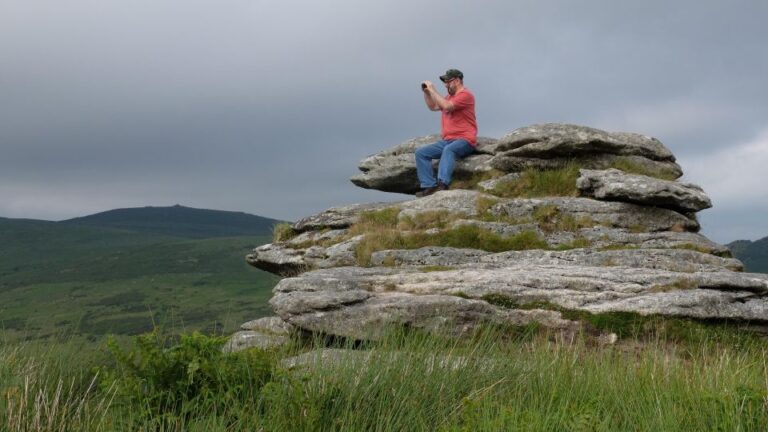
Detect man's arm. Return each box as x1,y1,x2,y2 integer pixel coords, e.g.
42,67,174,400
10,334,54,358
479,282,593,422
423,89,440,111
421,81,444,111
422,81,455,112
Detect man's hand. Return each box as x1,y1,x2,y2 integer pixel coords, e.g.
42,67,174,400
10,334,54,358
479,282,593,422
421,80,435,92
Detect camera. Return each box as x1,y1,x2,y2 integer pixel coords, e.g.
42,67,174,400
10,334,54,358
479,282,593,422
421,83,427,90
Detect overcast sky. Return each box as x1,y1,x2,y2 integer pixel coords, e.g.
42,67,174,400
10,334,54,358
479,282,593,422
1,0,766,243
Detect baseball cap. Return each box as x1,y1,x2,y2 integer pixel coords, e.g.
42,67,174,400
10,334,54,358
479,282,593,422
440,69,464,82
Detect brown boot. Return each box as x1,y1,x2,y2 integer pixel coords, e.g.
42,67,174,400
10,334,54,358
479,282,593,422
415,186,437,198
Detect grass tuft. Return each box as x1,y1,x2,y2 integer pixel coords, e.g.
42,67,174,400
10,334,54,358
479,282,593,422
398,210,456,231
420,265,456,272
272,223,297,242
608,158,680,181
492,163,581,198
353,225,549,266
450,169,507,190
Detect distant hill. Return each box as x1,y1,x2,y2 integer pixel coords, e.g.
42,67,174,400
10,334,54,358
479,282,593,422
727,236,768,273
61,204,284,239
0,214,280,342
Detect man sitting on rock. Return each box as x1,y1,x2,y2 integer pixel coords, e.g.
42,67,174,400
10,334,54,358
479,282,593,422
415,68,478,197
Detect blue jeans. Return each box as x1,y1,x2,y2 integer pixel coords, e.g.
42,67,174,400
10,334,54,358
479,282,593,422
415,139,474,188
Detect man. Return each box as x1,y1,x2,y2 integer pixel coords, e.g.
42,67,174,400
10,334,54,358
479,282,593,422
414,68,478,197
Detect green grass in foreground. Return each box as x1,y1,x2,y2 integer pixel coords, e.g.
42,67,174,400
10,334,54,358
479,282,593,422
1,320,766,431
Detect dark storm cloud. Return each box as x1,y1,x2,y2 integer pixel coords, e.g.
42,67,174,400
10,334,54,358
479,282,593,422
1,0,766,241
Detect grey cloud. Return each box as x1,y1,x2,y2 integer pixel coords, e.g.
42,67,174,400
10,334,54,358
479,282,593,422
1,0,767,240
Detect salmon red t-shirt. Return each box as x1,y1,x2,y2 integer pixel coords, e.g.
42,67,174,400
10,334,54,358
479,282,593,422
441,89,477,146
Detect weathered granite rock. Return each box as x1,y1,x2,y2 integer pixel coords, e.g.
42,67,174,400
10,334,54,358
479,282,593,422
286,228,348,247
267,265,768,339
371,246,490,267
350,135,498,193
223,331,289,353
293,202,401,232
350,125,684,195
488,154,683,180
240,316,295,334
565,227,730,255
577,169,712,212
246,234,364,276
232,123,759,351
494,124,675,161
450,219,545,238
490,197,698,232
447,222,727,255
271,268,576,340
372,246,742,273
398,189,491,219
477,173,522,191
246,244,310,276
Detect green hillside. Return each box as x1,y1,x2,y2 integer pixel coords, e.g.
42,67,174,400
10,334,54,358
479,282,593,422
0,210,284,343
62,204,282,238
728,236,768,273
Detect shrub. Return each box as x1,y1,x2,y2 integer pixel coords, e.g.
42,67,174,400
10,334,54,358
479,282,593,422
100,331,276,421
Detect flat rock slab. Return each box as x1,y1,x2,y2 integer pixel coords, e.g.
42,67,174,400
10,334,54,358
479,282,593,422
268,265,768,340
293,202,403,232
246,234,363,276
240,316,295,335
372,246,742,273
222,331,289,353
563,227,730,255
350,135,498,194
271,270,575,340
490,197,699,232
494,123,675,161
398,189,492,219
488,154,682,180
577,168,711,212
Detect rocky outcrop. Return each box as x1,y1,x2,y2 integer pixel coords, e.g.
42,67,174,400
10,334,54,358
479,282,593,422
231,123,765,350
350,124,683,194
576,168,712,212
488,196,699,232
269,266,767,333
492,124,676,161
271,282,577,341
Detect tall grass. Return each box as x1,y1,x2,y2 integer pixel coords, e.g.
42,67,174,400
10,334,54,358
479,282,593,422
0,340,115,432
2,322,767,431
